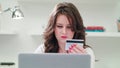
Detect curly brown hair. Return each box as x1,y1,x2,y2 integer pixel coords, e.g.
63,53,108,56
44,2,89,53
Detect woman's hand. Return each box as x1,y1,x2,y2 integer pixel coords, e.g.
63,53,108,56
68,44,87,54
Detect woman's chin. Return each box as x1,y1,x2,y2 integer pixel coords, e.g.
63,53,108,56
60,40,66,44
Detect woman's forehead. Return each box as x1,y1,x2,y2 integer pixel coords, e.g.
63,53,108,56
56,15,72,25
56,14,72,23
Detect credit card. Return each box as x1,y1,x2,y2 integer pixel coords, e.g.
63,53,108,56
65,39,84,50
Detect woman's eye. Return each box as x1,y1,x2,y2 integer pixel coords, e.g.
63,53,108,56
57,25,63,28
67,26,72,29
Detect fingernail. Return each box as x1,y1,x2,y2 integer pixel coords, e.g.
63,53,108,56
68,49,71,52
69,46,72,50
71,45,74,48
73,44,76,47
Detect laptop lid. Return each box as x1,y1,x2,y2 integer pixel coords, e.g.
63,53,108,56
18,53,91,68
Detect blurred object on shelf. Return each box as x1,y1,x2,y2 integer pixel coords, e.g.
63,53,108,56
117,17,120,32
85,26,105,32
0,62,15,66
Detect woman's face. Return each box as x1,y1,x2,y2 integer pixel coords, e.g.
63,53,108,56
54,14,75,44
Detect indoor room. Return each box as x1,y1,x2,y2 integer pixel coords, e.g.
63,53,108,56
0,0,120,68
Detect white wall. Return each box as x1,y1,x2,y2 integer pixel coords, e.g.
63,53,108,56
0,0,120,68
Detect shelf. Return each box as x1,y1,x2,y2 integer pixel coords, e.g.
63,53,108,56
30,32,120,37
31,32,120,37
86,32,120,37
30,33,43,36
0,31,16,36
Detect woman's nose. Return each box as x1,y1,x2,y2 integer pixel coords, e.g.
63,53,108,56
62,27,67,34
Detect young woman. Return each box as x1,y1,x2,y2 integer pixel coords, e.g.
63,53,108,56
35,2,95,68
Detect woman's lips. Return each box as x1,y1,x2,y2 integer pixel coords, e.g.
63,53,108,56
61,36,67,39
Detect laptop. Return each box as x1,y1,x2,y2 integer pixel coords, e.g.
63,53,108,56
18,53,91,68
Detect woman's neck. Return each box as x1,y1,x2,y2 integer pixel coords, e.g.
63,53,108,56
59,48,67,53
58,42,67,53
